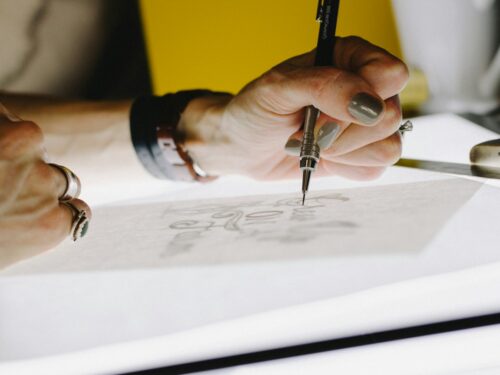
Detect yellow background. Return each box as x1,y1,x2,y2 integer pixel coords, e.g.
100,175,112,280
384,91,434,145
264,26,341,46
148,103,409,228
140,0,402,95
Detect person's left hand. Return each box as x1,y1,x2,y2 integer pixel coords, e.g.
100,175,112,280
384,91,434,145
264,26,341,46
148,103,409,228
180,36,409,181
0,104,91,269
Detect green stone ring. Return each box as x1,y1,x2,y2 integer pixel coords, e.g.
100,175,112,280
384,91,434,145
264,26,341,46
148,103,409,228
64,202,90,241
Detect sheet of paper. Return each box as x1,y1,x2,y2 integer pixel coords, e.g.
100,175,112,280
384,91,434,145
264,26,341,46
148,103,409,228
402,113,498,165
401,113,500,188
2,176,500,367
3,114,500,373
4,178,480,273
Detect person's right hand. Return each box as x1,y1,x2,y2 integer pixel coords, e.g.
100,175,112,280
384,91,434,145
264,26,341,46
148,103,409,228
0,104,91,269
181,36,409,181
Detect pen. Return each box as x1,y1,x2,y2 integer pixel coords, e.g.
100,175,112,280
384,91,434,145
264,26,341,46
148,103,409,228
300,0,340,205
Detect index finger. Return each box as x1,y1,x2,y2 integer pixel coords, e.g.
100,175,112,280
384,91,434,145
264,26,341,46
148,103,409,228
289,36,409,100
335,36,409,99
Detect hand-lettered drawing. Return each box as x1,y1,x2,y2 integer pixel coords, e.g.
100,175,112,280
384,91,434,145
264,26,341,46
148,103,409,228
163,193,355,256
3,179,483,273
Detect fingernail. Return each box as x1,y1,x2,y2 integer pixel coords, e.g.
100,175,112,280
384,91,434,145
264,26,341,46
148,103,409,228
348,93,383,125
317,122,340,150
284,138,301,156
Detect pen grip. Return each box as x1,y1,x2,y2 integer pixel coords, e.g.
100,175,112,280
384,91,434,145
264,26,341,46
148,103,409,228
300,106,321,161
302,106,320,137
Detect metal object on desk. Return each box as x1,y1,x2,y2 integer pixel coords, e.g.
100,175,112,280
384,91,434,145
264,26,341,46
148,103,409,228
396,158,500,180
470,139,500,168
396,120,500,179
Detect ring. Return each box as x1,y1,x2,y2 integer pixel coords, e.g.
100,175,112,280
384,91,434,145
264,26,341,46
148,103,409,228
398,120,413,135
49,163,81,202
63,202,90,241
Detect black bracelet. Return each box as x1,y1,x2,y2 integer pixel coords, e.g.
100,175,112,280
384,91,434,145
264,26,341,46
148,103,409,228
130,90,226,181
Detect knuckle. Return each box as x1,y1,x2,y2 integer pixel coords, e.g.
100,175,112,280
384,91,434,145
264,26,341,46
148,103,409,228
342,35,365,46
310,67,344,102
0,121,44,158
253,67,288,99
259,67,287,88
381,58,410,89
12,121,43,141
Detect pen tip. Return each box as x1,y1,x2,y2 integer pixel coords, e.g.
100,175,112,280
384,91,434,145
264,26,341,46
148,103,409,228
301,169,311,206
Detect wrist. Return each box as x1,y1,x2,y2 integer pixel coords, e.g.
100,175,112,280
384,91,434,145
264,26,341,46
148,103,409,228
179,94,237,176
130,90,234,181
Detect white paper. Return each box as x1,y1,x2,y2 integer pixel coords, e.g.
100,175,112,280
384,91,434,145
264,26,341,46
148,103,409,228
2,176,500,368
4,178,481,274
2,114,500,373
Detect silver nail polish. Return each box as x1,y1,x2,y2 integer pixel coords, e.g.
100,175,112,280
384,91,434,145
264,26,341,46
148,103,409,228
317,122,340,150
348,93,383,125
284,138,301,156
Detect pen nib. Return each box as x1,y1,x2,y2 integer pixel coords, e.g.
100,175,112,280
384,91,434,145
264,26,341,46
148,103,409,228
301,169,311,206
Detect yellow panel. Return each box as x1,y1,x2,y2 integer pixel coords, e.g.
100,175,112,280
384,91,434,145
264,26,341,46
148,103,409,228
140,0,401,94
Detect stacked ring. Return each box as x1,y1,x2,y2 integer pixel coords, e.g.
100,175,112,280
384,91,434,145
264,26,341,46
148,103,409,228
63,201,90,241
49,163,82,202
49,163,89,241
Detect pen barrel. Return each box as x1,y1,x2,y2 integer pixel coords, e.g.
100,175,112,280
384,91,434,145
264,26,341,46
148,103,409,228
315,0,339,66
302,106,319,139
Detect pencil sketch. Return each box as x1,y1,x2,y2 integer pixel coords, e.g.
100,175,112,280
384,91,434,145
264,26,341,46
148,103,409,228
3,178,482,274
161,192,354,258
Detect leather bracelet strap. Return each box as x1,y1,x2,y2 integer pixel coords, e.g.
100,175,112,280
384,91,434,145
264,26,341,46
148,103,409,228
130,90,227,182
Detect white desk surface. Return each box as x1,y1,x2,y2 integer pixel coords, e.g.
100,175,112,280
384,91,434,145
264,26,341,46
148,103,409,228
1,114,500,375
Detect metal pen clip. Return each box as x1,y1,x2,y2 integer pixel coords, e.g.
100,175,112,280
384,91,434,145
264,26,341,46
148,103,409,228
316,0,325,22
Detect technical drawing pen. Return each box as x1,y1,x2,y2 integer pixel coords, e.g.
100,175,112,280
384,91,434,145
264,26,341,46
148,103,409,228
300,0,340,205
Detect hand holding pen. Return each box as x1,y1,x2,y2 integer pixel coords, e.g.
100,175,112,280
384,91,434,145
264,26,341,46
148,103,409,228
0,2,410,265
298,0,340,204
181,39,409,186
291,0,411,204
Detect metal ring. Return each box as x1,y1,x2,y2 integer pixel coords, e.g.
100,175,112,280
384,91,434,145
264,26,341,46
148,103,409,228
63,201,90,241
398,120,413,135
49,163,81,202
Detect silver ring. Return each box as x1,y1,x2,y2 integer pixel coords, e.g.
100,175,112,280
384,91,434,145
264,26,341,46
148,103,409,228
63,202,90,241
49,163,81,202
398,120,413,135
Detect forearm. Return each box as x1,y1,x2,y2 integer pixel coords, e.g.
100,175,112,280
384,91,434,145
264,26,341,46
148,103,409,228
0,92,156,190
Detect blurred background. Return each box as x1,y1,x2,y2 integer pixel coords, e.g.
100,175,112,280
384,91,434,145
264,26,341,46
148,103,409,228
141,0,429,113
0,0,498,118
